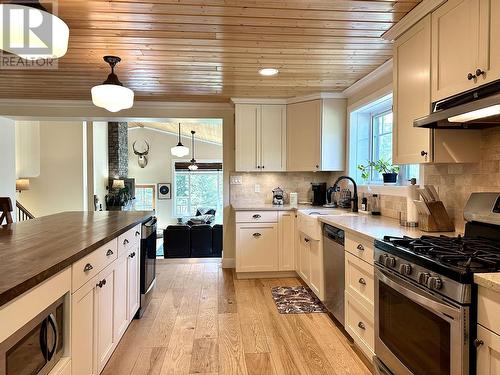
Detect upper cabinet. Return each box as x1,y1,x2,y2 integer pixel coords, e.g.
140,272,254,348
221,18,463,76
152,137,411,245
235,103,286,172
287,99,346,172
432,0,500,102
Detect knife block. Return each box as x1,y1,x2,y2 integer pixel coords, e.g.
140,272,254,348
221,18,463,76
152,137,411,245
418,201,455,232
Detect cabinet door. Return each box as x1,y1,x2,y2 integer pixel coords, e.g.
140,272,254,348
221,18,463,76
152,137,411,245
113,254,129,342
127,246,140,321
96,265,116,373
72,280,97,375
478,0,500,85
298,235,311,283
261,104,286,172
309,239,324,300
393,15,432,164
278,211,295,271
476,325,500,375
236,223,278,272
431,0,480,101
235,104,260,171
287,100,321,171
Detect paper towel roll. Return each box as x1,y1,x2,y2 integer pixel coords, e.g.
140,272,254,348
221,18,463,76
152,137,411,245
290,192,298,207
407,184,420,224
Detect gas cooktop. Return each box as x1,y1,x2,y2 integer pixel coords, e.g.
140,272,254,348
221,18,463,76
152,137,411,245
375,235,500,282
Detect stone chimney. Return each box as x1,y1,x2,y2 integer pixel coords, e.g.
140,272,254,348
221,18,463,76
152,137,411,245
108,122,128,179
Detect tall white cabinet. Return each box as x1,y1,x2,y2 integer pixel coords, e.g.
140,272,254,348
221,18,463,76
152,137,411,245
234,103,286,172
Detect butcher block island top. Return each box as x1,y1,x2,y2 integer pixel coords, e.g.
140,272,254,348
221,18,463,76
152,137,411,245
0,211,153,307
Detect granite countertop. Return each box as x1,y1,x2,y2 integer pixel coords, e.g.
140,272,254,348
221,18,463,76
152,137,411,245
474,273,500,293
0,211,153,307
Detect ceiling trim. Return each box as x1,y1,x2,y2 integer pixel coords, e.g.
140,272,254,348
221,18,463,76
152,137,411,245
343,59,393,99
382,0,446,41
231,92,345,105
230,98,288,105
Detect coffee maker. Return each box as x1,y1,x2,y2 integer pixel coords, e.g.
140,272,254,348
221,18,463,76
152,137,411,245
311,182,327,206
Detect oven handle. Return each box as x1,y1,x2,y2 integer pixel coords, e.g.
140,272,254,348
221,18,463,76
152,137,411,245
47,313,58,361
376,267,460,320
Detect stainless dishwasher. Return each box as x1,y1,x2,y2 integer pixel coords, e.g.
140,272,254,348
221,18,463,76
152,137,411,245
323,224,345,326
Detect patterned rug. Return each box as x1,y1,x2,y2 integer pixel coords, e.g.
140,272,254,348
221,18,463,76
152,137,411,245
271,286,328,314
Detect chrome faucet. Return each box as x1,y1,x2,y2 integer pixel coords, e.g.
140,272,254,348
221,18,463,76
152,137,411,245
328,176,358,213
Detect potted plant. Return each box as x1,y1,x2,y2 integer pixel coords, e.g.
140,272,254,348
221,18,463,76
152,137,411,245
358,159,400,184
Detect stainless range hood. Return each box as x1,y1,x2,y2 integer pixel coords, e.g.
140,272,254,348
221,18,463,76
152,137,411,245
414,80,500,129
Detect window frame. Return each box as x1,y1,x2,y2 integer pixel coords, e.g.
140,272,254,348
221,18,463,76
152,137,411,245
134,184,156,211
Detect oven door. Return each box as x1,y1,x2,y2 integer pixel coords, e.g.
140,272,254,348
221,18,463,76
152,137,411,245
374,266,469,375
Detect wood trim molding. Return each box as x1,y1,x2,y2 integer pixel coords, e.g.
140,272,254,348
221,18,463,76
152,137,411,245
230,98,288,105
231,92,345,106
343,59,393,99
382,0,446,41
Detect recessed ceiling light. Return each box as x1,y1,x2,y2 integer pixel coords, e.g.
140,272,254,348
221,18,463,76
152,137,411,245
259,68,279,76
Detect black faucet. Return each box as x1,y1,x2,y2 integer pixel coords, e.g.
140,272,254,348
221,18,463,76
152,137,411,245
328,176,358,213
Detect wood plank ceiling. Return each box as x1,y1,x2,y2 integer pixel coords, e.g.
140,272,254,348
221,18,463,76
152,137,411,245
0,0,421,102
129,119,223,143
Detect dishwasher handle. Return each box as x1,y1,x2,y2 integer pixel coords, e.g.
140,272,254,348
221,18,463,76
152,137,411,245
323,224,344,246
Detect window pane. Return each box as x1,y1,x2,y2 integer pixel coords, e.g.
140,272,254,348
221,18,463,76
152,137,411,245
134,186,154,211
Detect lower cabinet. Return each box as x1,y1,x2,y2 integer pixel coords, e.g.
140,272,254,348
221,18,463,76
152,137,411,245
476,325,500,375
113,254,128,343
278,211,295,271
296,233,324,300
96,265,116,373
298,234,311,283
127,245,140,321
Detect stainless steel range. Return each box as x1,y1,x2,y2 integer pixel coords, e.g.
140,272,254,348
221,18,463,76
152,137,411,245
374,193,500,375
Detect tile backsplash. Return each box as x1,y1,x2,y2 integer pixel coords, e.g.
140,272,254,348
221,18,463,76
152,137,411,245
422,127,500,232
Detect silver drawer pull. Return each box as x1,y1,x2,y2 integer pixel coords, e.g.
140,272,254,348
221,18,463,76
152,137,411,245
357,244,365,251
135,231,140,236
123,239,129,245
252,214,261,219
358,321,366,330
83,263,93,272
358,278,366,285
106,249,114,256
253,233,262,238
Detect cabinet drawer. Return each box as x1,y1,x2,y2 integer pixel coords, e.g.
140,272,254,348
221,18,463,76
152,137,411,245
478,286,500,335
345,252,374,311
236,223,279,272
72,239,118,292
118,224,141,258
235,210,278,223
345,290,374,361
345,233,374,265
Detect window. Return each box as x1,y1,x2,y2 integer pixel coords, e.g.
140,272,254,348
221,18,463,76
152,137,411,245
135,185,155,211
349,94,419,185
173,162,223,222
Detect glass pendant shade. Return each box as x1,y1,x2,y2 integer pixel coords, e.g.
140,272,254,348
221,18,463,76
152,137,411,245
91,56,134,112
0,3,69,59
171,123,189,157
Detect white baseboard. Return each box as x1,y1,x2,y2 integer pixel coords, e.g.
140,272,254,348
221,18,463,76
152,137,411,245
222,257,235,268
236,271,298,279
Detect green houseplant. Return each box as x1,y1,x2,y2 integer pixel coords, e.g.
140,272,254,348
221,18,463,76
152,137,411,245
357,159,400,184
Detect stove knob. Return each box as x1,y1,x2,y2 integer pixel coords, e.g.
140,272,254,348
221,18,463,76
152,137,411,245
378,254,388,264
418,272,431,285
399,264,412,275
385,257,396,268
427,276,443,290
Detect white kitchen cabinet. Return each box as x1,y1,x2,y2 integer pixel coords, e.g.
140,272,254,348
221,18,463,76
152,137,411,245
308,238,324,300
287,99,346,172
127,245,140,321
113,254,128,342
278,211,295,271
236,222,279,272
432,0,500,101
393,13,482,164
235,103,286,172
298,234,311,283
476,325,500,375
96,265,116,374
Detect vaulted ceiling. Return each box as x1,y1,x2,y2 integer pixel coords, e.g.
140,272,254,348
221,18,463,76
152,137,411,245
0,0,421,102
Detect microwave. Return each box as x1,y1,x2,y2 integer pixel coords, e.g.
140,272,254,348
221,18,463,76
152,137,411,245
0,296,65,375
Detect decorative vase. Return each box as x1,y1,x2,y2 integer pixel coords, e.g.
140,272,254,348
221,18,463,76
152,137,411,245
382,173,398,184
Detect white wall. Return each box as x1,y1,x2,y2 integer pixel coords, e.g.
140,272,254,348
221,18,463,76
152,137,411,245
92,121,108,210
19,121,86,217
128,127,222,229
0,117,16,220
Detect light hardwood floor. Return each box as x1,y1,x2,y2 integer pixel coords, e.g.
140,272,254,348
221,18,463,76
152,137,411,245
102,260,372,375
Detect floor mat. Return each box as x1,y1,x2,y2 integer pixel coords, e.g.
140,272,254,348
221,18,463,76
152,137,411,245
271,286,328,314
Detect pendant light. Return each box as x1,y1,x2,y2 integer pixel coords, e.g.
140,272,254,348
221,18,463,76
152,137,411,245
188,130,198,171
171,123,189,157
91,56,134,113
0,1,69,59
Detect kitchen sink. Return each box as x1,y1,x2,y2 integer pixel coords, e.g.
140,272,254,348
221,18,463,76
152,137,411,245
297,208,357,240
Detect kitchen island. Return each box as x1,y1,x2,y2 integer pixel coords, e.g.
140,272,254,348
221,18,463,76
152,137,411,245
0,210,153,375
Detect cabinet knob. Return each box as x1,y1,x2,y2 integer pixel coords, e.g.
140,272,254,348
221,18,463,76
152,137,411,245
106,249,114,256
135,231,140,237
252,214,261,219
476,69,486,78
420,150,428,157
123,239,129,245
358,278,366,285
257,166,261,169
315,165,319,169
252,233,262,238
467,72,477,81
358,321,366,330
357,244,365,251
304,238,310,243
474,339,484,348
129,252,136,258
83,263,93,272
96,279,106,288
